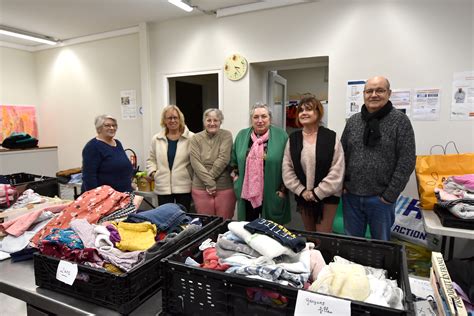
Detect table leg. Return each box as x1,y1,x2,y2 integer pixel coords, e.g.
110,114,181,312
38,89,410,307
441,236,447,258
73,187,79,199
447,237,455,261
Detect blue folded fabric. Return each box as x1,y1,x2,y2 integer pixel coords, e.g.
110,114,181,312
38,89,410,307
244,218,307,253
126,203,191,232
10,247,38,262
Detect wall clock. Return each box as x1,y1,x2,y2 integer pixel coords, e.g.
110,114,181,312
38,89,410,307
224,54,248,81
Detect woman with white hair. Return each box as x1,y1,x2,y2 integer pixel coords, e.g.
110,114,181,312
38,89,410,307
81,114,133,193
190,108,235,219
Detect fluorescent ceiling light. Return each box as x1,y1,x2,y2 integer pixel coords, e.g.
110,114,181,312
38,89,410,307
0,26,58,45
217,0,309,18
168,0,193,12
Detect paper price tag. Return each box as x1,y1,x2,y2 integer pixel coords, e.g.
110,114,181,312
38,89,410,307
56,260,78,285
294,290,351,315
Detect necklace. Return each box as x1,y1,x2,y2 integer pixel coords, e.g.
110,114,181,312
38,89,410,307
302,129,317,136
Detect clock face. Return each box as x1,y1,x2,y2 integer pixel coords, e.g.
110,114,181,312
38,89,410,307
224,54,248,81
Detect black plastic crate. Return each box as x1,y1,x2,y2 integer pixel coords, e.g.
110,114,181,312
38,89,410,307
434,204,474,230
5,173,59,197
34,213,222,314
162,221,415,316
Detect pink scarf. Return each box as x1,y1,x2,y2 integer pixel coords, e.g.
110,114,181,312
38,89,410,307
241,130,269,208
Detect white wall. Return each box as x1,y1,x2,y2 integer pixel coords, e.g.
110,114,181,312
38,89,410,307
148,0,474,199
0,46,38,111
34,34,143,170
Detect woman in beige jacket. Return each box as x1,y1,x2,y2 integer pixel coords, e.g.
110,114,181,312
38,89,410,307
146,105,194,211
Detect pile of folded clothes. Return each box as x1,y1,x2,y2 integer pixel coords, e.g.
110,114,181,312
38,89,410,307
184,219,404,309
435,174,474,219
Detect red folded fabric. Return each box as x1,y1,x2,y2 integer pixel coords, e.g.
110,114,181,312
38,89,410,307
200,247,230,271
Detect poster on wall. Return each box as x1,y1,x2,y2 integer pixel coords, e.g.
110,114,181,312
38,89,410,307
0,105,38,143
390,89,412,117
450,71,474,120
412,88,441,121
346,80,365,118
120,89,137,120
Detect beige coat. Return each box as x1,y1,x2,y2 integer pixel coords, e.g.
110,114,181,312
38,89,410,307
146,126,194,195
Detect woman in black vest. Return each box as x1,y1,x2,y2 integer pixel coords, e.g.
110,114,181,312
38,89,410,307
282,95,345,232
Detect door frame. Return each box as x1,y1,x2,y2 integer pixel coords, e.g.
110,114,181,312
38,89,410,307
267,70,288,129
163,69,223,111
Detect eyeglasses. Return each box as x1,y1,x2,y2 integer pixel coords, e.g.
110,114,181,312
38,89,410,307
166,116,179,121
103,124,118,128
364,89,388,95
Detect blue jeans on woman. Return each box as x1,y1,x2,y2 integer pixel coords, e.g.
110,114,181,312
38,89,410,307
342,192,395,241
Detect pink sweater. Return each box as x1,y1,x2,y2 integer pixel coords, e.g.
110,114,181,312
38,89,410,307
282,135,345,200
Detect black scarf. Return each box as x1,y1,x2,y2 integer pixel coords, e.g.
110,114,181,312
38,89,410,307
361,101,393,147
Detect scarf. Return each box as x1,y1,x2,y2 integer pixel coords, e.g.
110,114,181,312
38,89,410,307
241,130,269,208
361,101,393,147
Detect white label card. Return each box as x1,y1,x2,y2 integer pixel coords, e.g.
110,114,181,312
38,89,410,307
294,290,351,315
56,260,78,285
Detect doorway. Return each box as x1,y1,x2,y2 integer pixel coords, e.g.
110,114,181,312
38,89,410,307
167,73,219,133
176,81,203,133
250,56,329,134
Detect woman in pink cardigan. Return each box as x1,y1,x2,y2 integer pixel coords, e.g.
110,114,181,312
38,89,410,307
282,95,345,232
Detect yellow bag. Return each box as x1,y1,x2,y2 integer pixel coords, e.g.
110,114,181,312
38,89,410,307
415,142,474,210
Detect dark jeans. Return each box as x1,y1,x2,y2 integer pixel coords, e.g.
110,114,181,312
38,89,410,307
157,193,192,212
342,192,395,241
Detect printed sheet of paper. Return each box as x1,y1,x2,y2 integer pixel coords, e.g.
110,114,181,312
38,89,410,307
412,88,440,121
451,70,474,120
346,80,365,118
120,89,137,120
390,89,412,117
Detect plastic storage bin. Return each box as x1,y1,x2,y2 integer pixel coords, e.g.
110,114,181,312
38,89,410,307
34,213,222,314
5,173,59,197
162,221,415,316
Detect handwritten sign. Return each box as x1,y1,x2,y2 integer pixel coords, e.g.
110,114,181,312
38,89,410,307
294,290,351,315
414,300,437,316
56,260,78,285
409,276,434,299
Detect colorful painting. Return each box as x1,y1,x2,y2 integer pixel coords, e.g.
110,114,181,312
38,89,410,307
0,105,38,142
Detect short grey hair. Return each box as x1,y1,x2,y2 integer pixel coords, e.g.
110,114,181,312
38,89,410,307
95,114,117,133
250,103,272,119
203,108,224,123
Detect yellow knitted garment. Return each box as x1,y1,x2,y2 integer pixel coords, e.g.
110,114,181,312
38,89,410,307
113,221,157,251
